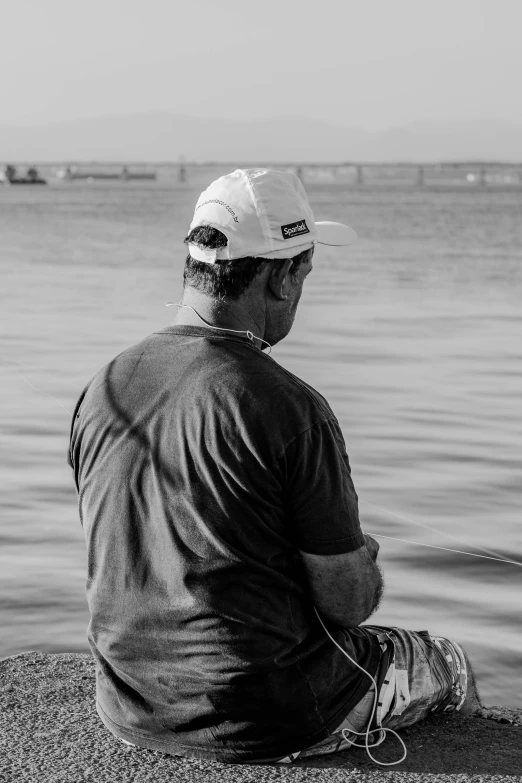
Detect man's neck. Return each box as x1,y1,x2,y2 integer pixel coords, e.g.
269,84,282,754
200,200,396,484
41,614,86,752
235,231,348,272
172,288,267,347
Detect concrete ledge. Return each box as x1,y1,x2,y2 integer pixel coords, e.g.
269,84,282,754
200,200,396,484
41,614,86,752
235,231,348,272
1,651,521,782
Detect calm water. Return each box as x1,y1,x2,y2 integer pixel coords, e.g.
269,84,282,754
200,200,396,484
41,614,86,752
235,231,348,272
1,173,521,707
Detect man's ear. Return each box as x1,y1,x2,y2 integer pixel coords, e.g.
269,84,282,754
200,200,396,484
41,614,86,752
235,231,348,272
266,259,294,301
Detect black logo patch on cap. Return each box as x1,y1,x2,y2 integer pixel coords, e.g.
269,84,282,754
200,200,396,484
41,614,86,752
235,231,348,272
281,219,310,240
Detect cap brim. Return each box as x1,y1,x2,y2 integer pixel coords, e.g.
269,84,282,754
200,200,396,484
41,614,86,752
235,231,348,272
316,221,357,246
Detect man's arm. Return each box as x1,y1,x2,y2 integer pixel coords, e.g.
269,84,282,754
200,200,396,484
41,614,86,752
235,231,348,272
299,536,383,628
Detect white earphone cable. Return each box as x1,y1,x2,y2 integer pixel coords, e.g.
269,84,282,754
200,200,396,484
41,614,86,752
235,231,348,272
165,302,272,353
314,607,407,766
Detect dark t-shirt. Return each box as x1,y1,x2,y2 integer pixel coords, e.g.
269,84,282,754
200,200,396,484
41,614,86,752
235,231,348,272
67,325,381,762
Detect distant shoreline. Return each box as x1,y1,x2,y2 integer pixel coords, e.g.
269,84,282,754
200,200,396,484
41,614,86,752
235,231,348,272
4,159,522,166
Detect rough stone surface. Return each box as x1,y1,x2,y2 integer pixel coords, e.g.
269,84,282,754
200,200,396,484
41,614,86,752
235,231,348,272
1,651,521,782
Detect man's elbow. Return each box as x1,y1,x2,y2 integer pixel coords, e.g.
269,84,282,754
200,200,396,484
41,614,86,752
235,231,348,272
315,567,384,629
318,599,378,629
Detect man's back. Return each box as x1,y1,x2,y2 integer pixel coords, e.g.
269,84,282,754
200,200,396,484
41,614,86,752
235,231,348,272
68,324,380,761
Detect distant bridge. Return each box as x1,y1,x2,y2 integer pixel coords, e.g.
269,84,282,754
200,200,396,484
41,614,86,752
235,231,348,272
14,160,520,187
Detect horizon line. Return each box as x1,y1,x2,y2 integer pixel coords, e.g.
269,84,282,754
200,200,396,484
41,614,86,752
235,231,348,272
5,159,522,167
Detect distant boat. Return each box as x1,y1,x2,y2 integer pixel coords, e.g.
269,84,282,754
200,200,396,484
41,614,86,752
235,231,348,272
2,165,47,185
57,166,156,181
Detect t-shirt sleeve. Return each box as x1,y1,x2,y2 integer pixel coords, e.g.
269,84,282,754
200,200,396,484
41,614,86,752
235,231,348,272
281,417,365,555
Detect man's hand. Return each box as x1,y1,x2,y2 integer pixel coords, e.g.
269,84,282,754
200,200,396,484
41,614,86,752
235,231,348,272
363,533,379,562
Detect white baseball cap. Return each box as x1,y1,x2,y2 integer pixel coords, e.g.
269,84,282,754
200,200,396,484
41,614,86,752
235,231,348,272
187,168,357,263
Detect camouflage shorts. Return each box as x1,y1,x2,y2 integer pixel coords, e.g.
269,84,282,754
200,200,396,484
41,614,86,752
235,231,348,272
277,625,468,763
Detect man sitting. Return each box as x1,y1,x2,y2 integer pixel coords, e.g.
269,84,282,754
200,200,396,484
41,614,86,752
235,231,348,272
68,169,481,764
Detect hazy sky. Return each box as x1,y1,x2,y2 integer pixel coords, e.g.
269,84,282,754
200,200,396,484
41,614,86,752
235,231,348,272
2,0,521,128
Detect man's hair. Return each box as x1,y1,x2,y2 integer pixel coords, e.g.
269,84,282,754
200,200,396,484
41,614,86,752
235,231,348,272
183,225,312,300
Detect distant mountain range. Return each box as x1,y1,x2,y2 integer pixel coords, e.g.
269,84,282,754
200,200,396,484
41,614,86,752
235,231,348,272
1,114,521,163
